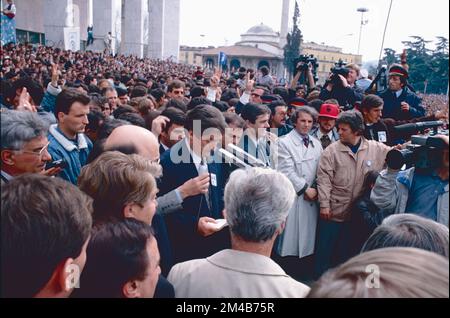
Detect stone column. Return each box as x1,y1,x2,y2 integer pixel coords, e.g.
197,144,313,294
121,0,148,57
148,0,164,59
162,0,180,61
73,0,89,41
280,0,290,49
91,0,122,54
43,0,81,50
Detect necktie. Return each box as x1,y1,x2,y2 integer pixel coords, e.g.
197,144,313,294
320,134,332,149
198,160,212,213
303,137,310,148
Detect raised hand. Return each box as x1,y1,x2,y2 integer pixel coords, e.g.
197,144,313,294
16,88,37,112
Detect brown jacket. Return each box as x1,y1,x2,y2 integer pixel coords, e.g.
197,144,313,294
317,137,391,222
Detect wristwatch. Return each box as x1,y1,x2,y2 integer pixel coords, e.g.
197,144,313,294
297,183,309,197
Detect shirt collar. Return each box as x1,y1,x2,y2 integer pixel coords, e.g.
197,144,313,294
160,142,169,151
395,89,403,98
207,249,290,276
1,170,13,181
295,130,309,141
50,124,88,152
184,137,202,165
316,128,333,141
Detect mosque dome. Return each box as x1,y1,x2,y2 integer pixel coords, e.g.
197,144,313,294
245,23,278,36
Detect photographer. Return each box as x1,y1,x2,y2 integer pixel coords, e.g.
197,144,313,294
290,60,316,99
257,66,274,89
371,135,449,226
319,63,364,109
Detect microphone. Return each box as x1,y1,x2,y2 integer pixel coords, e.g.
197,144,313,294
394,121,444,135
218,148,251,169
226,143,267,167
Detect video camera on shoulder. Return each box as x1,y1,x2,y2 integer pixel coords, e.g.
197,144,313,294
365,65,388,94
293,54,319,84
330,60,349,87
386,122,448,171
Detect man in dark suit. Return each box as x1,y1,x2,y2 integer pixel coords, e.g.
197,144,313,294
158,107,186,156
238,103,273,166
158,105,230,263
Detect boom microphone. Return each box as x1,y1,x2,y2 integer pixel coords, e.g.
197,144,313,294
394,121,444,135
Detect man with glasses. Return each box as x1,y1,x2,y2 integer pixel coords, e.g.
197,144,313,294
235,72,267,114
269,100,292,137
166,80,185,101
1,110,59,185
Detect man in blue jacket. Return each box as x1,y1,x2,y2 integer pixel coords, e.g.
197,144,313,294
378,65,425,121
48,88,92,185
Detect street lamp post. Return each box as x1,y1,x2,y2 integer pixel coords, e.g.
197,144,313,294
357,7,369,55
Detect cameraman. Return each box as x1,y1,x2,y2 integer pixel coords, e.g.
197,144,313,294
371,135,449,226
290,61,315,98
319,63,364,109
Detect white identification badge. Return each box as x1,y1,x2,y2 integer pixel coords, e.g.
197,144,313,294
211,173,217,187
378,131,387,143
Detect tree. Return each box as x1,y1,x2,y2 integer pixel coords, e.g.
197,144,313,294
428,37,449,94
283,1,302,76
381,48,400,66
402,36,433,93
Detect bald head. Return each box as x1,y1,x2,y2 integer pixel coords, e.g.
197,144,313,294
105,125,159,161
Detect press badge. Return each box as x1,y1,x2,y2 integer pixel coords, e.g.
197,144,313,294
211,173,217,187
378,131,387,143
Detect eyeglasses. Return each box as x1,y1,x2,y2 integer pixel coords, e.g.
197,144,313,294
14,141,50,158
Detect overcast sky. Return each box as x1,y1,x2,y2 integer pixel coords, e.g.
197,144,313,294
179,0,449,63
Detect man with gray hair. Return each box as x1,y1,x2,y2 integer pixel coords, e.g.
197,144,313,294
168,167,310,298
362,213,449,258
1,110,60,185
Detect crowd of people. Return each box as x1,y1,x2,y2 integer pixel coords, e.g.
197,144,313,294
1,42,449,299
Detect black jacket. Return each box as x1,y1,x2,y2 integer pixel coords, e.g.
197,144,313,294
319,84,364,109
364,120,392,145
378,87,425,120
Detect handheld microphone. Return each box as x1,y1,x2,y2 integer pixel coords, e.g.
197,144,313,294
226,143,266,167
218,148,251,169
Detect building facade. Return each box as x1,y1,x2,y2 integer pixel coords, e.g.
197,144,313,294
4,0,180,60
198,0,361,83
179,46,206,66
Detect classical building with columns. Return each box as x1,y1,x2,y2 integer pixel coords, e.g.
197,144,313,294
7,0,180,61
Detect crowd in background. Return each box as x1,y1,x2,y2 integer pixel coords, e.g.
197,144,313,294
1,43,449,299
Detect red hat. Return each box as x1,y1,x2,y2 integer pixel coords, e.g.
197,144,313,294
389,65,409,79
289,97,308,108
261,94,280,104
319,103,340,119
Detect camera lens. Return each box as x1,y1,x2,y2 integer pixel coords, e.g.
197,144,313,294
386,149,413,170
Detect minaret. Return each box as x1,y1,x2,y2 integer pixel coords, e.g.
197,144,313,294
279,0,290,49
